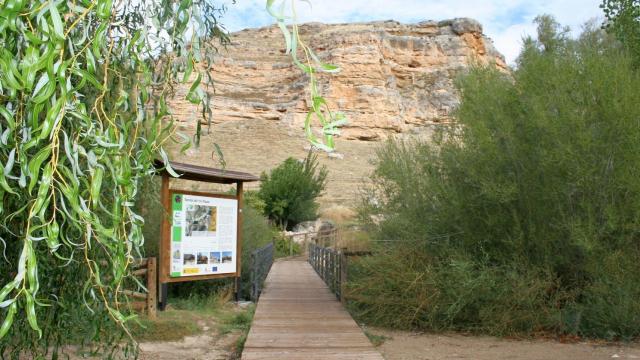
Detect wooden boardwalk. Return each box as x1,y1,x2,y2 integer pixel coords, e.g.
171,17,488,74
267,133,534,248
242,258,384,360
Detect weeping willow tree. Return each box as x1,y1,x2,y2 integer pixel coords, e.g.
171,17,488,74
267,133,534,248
0,0,230,357
0,0,343,356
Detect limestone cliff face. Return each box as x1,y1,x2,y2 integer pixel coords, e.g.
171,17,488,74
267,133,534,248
169,19,505,208
172,18,506,140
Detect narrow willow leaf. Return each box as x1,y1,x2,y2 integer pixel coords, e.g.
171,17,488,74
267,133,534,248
0,281,15,304
0,302,16,339
213,143,226,168
28,147,51,193
159,148,180,178
25,293,42,338
0,299,15,309
32,164,53,215
26,243,38,293
309,51,340,73
0,106,16,130
4,149,15,175
31,73,53,103
49,1,65,40
185,73,202,104
39,97,63,141
277,20,292,54
72,69,105,91
182,54,194,83
46,220,60,251
90,167,103,208
0,166,16,195
48,2,64,40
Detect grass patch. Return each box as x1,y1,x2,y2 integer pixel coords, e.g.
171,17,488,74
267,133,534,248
130,291,239,343
218,305,255,355
131,310,203,342
364,330,389,347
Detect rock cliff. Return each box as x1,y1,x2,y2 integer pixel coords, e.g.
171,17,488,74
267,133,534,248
169,19,505,209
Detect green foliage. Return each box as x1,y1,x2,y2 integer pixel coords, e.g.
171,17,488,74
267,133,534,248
244,190,266,214
0,0,229,356
218,305,255,355
239,204,278,298
274,234,302,258
354,18,640,339
602,0,640,66
266,0,347,152
363,330,389,347
259,152,327,230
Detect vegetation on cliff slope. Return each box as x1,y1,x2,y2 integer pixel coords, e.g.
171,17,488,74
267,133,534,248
351,17,640,340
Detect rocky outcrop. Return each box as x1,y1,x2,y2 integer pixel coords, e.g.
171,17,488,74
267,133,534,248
171,18,506,141
168,19,505,208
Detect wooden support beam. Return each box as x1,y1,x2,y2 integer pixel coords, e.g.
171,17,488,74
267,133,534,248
147,257,157,318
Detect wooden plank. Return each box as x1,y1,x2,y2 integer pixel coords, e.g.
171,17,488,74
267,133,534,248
122,290,147,299
241,260,383,360
242,348,382,360
127,301,147,310
132,268,148,276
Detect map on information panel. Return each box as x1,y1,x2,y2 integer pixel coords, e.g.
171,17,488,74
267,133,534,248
169,193,237,277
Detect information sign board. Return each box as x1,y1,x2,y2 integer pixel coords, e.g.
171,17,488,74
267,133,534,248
168,192,238,278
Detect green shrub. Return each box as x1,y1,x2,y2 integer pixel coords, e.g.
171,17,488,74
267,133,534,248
258,151,327,230
274,234,302,258
353,18,640,339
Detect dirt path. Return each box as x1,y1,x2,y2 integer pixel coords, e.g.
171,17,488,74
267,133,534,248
138,331,240,360
368,328,640,360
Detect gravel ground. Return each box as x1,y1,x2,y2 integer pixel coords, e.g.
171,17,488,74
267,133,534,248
369,328,640,360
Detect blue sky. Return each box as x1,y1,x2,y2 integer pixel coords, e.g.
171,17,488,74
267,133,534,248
218,0,603,64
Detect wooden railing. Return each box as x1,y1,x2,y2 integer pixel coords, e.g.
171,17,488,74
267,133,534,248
281,228,339,257
125,257,157,318
308,243,374,304
250,243,274,302
308,243,346,303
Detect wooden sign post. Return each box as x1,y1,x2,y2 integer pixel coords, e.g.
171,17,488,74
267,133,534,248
155,161,258,309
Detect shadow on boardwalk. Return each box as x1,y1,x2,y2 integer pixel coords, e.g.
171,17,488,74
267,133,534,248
242,258,383,360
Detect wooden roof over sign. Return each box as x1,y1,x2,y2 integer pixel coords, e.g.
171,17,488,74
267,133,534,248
154,159,259,184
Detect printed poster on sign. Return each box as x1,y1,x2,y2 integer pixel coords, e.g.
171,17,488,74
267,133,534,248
169,193,238,277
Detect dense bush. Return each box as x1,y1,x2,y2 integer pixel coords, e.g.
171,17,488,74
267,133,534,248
352,18,640,339
258,152,327,230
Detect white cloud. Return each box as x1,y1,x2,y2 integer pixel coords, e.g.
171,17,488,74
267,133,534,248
218,0,603,64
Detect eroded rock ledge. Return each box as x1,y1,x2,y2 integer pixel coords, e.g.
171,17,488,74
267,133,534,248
171,18,506,141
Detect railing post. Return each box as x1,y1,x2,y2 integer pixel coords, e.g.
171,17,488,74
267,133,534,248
340,249,347,305
324,249,328,282
147,257,157,319
249,242,275,302
250,252,256,302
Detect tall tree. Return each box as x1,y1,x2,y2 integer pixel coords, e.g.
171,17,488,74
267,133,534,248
259,152,327,230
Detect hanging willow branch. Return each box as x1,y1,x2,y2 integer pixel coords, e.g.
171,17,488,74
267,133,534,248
0,0,228,356
266,0,347,152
